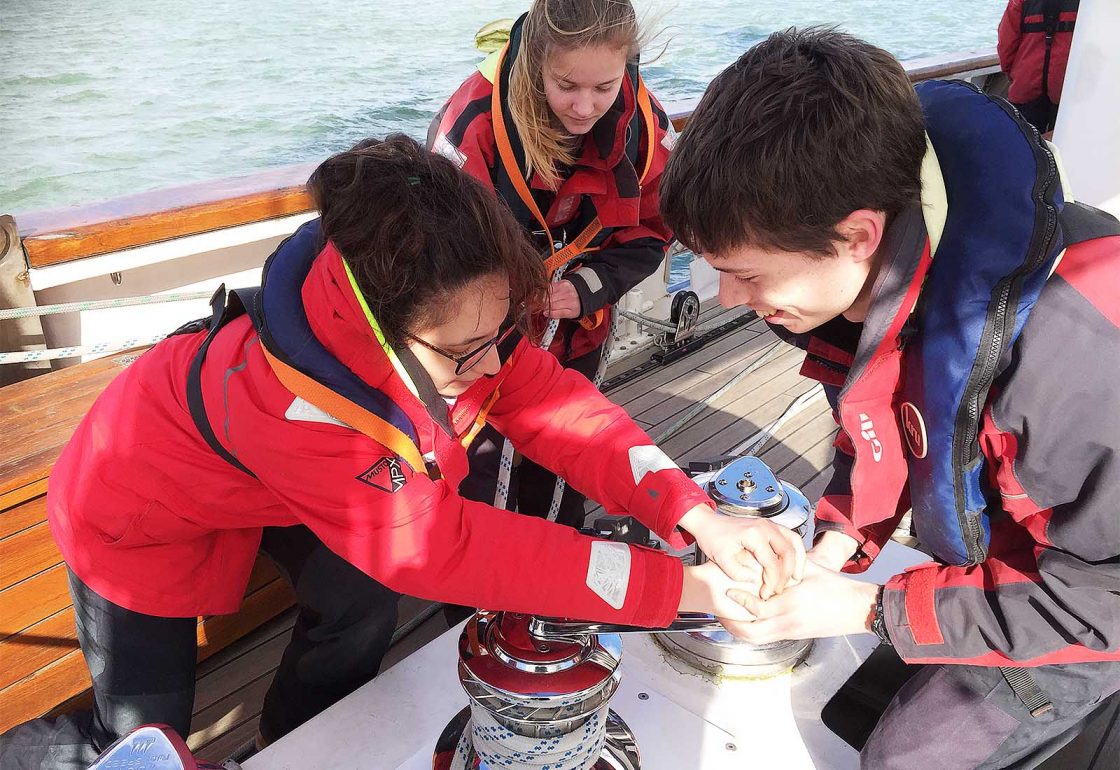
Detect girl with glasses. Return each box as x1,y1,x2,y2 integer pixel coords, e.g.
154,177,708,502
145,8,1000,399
0,135,802,769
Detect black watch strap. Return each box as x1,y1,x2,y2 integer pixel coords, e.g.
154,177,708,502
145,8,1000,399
871,585,893,646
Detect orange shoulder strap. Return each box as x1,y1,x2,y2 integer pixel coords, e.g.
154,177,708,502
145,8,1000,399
459,387,502,449
262,346,428,474
491,44,553,246
635,75,657,185
541,218,603,278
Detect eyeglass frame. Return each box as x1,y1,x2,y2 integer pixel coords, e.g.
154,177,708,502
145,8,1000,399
406,319,520,376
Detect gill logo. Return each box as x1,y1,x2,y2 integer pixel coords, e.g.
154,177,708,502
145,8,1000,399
900,402,928,459
859,413,883,462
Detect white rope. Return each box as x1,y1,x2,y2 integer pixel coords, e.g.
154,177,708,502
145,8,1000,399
652,339,786,444
494,263,573,512
0,334,167,364
729,384,826,456
0,291,211,321
456,702,609,770
544,300,619,523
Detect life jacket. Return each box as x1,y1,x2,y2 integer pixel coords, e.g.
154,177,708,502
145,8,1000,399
899,79,1119,566
178,219,507,479
1020,0,1078,102
482,13,659,332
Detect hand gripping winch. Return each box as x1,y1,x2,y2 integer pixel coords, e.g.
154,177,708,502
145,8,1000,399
658,455,815,677
432,456,815,768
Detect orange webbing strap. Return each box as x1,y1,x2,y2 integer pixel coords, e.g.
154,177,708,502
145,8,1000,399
491,43,553,246
261,346,428,474
578,309,607,331
636,75,657,185
459,387,502,449
541,218,603,278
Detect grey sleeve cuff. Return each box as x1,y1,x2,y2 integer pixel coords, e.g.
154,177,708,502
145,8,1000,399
567,267,610,316
883,586,915,658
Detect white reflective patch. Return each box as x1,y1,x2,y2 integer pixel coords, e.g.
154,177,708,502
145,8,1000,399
661,123,677,152
285,397,351,428
628,445,677,486
574,266,603,294
587,541,631,609
432,132,467,169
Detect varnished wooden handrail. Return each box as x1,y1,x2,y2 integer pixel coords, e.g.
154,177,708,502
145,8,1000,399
18,163,317,269
14,49,998,269
904,50,1000,84
668,49,1000,132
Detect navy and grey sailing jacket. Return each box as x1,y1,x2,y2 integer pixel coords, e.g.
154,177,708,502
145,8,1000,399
786,81,1120,667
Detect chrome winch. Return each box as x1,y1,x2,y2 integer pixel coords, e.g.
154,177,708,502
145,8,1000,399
657,455,815,678
432,457,815,767
433,610,640,770
432,611,744,769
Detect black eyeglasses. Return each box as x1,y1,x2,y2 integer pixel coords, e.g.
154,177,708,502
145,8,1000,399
407,321,520,375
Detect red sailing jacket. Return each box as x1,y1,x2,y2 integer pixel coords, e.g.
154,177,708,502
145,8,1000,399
998,0,1078,105
47,243,712,625
429,31,674,360
791,205,1120,668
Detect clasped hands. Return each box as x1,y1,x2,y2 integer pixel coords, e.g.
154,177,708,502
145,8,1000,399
677,507,878,642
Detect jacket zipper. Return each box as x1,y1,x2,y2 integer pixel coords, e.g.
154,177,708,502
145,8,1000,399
950,88,1060,564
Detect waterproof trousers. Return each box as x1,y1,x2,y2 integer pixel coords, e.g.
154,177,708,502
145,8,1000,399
1013,95,1060,134
0,525,400,769
862,658,1120,769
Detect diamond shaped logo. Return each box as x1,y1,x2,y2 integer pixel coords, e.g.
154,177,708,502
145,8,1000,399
357,457,408,493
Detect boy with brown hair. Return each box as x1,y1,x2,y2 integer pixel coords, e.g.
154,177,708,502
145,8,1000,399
661,27,1120,768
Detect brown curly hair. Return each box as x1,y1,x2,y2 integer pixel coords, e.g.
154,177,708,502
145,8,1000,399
308,134,547,344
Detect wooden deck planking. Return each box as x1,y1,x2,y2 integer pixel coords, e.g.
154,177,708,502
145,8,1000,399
659,354,819,461
187,596,439,761
623,331,784,423
182,321,842,764
604,309,758,404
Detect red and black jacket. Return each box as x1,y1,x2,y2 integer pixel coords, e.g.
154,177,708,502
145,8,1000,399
429,14,675,359
998,0,1079,105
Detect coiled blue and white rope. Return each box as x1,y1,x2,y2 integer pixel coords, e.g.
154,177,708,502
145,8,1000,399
452,702,609,770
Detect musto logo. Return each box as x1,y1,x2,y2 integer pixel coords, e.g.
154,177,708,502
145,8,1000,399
859,413,883,462
357,457,408,493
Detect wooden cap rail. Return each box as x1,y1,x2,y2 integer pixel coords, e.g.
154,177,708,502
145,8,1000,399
13,49,997,270
18,163,317,269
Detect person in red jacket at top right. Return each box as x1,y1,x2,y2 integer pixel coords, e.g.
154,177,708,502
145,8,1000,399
998,0,1079,133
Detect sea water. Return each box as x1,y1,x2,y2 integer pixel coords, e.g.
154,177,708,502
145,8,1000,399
0,0,1005,214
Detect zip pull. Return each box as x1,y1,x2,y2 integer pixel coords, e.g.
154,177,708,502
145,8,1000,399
897,318,920,350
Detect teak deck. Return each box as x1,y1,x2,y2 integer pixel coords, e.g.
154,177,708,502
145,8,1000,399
0,308,839,762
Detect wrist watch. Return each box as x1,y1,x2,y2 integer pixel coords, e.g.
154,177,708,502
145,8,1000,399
870,585,893,646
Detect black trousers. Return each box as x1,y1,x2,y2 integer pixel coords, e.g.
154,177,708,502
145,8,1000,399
1013,95,1060,134
0,525,400,769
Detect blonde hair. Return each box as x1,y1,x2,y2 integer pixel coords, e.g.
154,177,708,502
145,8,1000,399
508,0,643,190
